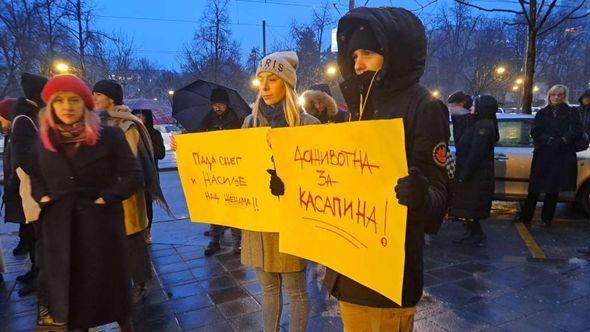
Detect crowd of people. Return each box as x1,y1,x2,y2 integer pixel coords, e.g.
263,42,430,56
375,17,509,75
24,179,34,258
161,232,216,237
0,5,589,332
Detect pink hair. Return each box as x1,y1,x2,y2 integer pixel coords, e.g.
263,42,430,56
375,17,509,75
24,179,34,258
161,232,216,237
40,94,101,152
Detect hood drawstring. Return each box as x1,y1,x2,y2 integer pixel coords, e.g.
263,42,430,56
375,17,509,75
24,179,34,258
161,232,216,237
359,70,380,121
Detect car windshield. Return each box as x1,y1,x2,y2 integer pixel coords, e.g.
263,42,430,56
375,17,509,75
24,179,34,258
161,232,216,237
450,118,534,147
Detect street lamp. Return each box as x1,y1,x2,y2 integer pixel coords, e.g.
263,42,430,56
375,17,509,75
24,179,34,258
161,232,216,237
515,78,524,85
432,90,440,98
326,64,338,77
495,66,507,75
298,95,305,106
512,85,519,91
533,86,539,92
153,97,158,101
168,90,174,96
54,62,70,73
251,78,261,89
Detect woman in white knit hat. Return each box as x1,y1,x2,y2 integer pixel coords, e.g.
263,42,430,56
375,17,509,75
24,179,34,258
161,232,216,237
241,51,319,332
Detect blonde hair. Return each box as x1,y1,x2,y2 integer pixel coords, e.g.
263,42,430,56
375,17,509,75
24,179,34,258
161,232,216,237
252,80,301,127
546,84,569,106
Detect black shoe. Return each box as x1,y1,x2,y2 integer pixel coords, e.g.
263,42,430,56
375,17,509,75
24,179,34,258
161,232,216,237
541,219,552,228
16,269,37,284
18,282,37,297
204,242,221,256
470,232,487,247
12,241,28,256
203,230,212,237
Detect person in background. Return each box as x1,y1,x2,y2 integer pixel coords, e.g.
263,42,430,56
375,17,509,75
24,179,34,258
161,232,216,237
300,83,349,123
93,79,171,304
0,98,15,287
577,89,590,136
32,74,142,331
447,90,475,143
450,95,499,247
10,73,48,300
324,7,450,332
519,84,583,228
132,109,166,245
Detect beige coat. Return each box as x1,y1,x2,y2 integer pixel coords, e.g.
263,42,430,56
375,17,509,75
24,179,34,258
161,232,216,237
240,110,319,273
106,106,149,235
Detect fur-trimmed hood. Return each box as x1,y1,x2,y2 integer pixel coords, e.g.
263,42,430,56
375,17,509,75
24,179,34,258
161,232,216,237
301,89,338,117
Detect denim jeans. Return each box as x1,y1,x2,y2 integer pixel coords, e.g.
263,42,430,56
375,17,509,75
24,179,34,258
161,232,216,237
255,268,309,332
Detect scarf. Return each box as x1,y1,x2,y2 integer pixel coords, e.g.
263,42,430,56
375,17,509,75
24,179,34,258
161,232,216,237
55,121,86,145
259,101,289,128
99,105,174,218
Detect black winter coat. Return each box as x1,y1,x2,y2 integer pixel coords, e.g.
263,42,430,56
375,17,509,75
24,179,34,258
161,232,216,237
529,104,582,193
2,98,40,223
324,7,450,308
201,108,243,132
30,126,143,329
450,116,498,219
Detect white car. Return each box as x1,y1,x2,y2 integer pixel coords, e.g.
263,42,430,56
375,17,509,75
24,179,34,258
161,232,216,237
154,124,182,151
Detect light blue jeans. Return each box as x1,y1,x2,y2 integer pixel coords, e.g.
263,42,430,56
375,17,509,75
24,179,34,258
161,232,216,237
255,268,309,332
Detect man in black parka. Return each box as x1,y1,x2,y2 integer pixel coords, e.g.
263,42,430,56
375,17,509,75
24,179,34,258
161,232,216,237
323,7,450,330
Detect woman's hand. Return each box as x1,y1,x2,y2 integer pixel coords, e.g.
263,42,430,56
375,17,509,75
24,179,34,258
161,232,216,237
171,134,177,152
94,197,106,205
40,195,51,203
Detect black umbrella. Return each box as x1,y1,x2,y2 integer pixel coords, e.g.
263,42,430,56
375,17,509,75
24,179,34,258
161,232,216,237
172,80,252,132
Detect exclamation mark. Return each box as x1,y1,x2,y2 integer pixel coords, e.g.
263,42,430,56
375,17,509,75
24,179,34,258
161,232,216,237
253,197,259,211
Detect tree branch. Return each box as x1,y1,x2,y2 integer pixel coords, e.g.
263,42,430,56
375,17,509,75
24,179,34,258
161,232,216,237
455,0,524,14
538,0,588,35
517,0,531,25
537,0,558,30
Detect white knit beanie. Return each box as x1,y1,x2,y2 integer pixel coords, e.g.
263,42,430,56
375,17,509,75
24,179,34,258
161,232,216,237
256,51,299,88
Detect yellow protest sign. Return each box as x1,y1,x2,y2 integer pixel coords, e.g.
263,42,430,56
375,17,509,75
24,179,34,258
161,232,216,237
269,119,408,304
175,127,280,232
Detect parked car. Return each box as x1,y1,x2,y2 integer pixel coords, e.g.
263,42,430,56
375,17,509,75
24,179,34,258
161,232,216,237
450,113,590,213
154,124,182,151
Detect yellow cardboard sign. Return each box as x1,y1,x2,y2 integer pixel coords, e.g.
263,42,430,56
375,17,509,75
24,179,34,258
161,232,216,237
175,127,279,232
269,119,408,304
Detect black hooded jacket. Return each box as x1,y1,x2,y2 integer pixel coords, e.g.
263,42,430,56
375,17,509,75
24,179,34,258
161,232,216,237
450,95,499,219
578,89,590,136
201,107,243,132
324,7,451,308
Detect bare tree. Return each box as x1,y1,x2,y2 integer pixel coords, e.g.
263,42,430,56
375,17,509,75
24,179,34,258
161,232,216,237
456,0,590,113
311,1,333,53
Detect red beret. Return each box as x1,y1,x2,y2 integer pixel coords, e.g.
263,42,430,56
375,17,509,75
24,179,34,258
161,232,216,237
41,74,95,110
0,98,16,120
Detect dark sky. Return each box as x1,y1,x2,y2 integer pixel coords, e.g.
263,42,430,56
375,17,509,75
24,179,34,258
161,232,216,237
93,0,518,70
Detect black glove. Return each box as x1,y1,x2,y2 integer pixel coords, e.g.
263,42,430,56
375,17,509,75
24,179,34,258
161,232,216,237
266,169,285,196
395,167,429,209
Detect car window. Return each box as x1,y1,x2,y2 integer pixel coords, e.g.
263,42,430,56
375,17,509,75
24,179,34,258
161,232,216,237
497,120,533,147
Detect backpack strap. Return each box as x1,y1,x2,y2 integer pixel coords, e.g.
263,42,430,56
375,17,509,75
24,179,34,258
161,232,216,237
11,115,39,132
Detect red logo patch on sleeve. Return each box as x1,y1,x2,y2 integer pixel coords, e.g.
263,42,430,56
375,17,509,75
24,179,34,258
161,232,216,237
433,142,447,166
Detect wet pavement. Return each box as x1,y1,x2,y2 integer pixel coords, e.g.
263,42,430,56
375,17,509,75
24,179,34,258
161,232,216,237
1,171,590,331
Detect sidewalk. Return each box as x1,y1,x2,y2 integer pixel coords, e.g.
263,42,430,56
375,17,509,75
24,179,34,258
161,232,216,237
1,171,590,331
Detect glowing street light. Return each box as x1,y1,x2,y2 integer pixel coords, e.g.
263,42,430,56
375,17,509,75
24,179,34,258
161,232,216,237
495,66,507,75
533,85,539,92
515,78,524,85
153,97,158,101
298,95,305,106
326,64,338,77
512,85,519,91
251,78,261,88
432,90,440,98
54,62,70,73
168,90,174,96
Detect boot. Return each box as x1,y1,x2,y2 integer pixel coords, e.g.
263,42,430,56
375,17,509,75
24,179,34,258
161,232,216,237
470,220,486,247
37,305,66,328
452,219,474,244
12,240,28,256
204,241,221,256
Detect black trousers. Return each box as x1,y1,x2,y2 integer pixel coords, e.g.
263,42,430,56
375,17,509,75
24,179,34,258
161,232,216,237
520,192,559,223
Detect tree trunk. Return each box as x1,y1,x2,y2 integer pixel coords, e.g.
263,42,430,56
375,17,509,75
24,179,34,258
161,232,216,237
522,28,537,114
